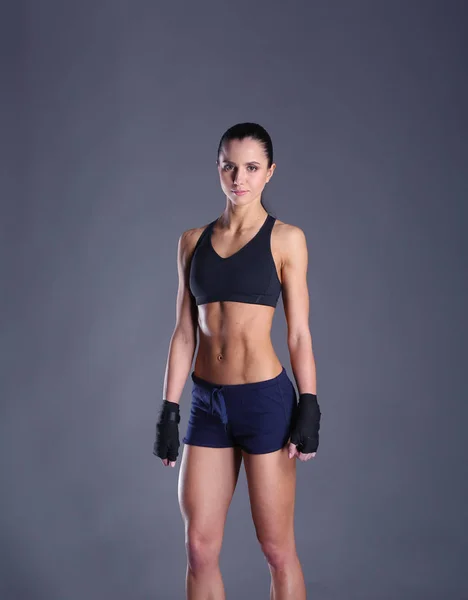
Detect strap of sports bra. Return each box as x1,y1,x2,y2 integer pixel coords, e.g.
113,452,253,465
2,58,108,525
192,220,216,253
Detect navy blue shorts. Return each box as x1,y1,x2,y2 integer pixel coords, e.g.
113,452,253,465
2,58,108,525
182,366,297,454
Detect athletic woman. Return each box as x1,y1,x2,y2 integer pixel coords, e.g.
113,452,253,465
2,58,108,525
154,122,321,600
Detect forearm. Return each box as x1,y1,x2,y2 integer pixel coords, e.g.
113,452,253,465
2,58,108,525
162,328,197,404
287,331,317,395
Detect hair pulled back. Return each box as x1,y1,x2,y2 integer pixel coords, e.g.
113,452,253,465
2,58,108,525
217,123,274,214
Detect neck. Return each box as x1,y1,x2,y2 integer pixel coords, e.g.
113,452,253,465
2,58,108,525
219,203,268,231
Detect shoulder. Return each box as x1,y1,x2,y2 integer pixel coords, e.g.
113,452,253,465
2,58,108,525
272,218,307,262
177,222,212,261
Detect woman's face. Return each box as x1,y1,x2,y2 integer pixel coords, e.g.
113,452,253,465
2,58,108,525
217,137,275,206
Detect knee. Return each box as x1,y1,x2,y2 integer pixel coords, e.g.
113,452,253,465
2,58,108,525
259,539,297,570
185,530,221,573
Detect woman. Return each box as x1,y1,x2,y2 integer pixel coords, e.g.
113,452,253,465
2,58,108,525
154,122,321,600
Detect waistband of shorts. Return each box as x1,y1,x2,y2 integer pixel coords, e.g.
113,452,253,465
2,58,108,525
191,366,287,392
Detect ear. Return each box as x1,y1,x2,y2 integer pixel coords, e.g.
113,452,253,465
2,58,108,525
267,163,276,181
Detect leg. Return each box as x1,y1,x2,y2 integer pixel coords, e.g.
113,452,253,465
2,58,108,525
178,444,243,600
243,446,306,600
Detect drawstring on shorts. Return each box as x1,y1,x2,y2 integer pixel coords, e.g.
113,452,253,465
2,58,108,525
209,386,228,431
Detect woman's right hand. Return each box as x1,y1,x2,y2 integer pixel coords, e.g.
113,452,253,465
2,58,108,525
153,400,181,468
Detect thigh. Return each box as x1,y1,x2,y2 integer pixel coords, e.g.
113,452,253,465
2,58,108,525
178,445,243,542
242,447,296,547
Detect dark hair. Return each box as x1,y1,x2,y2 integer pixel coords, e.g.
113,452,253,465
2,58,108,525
217,122,274,215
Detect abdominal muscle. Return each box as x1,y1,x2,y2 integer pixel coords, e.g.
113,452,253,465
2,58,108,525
193,301,283,385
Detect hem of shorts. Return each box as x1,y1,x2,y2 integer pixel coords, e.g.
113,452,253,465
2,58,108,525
242,443,286,455
183,439,235,449
183,440,286,454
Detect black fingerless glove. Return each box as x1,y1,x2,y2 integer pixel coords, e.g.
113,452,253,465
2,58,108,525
290,393,321,453
153,400,181,461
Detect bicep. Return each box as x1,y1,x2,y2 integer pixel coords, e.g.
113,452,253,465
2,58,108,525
174,232,198,343
281,227,310,340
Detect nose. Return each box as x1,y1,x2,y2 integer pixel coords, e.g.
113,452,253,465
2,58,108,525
233,170,245,185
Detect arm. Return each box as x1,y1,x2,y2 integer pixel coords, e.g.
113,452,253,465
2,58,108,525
281,225,317,395
162,230,199,404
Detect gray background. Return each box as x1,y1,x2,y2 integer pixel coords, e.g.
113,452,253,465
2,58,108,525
1,1,467,599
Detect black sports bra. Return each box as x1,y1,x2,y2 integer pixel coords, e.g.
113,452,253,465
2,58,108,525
189,213,282,308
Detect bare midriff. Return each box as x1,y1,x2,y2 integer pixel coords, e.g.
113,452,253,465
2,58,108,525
193,301,283,385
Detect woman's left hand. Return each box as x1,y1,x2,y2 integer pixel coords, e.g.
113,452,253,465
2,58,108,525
288,442,316,461
288,392,321,461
